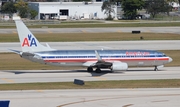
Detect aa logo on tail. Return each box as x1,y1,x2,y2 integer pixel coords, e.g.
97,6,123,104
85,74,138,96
22,34,37,47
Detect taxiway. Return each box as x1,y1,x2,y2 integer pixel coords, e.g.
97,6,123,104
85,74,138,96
0,67,180,84
1,40,180,52
0,88,180,107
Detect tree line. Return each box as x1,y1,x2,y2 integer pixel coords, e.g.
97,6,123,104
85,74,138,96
1,0,38,19
102,0,178,20
1,0,178,20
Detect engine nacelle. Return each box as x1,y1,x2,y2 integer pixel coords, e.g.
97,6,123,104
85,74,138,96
111,62,128,71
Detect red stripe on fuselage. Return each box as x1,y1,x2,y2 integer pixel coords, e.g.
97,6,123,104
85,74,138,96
44,58,169,63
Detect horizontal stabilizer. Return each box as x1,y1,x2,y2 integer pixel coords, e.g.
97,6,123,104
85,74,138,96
8,49,21,54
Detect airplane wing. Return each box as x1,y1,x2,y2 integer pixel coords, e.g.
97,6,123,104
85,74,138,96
83,51,128,72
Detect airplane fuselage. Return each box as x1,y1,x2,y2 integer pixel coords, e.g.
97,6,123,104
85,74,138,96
22,50,172,68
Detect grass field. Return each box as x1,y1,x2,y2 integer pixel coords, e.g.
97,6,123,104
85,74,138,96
0,33,180,42
0,50,179,70
1,22,180,28
0,79,180,90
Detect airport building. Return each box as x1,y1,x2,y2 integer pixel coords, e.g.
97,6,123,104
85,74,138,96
28,2,117,20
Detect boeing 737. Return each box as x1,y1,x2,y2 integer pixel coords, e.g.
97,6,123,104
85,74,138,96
11,16,172,73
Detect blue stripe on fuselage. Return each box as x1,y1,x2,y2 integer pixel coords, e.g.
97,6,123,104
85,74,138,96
36,50,166,59
41,55,165,59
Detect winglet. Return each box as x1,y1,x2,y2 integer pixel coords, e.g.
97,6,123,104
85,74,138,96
46,43,51,48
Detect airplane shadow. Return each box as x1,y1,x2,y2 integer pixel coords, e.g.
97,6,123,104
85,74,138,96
2,67,163,77
126,69,164,72
2,70,124,77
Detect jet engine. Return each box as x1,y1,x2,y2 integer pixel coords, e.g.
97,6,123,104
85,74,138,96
111,62,128,71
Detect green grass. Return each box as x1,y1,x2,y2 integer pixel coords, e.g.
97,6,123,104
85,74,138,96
153,14,180,21
0,50,179,70
21,22,180,28
60,20,103,24
1,22,180,28
0,33,180,42
0,79,180,90
161,50,180,67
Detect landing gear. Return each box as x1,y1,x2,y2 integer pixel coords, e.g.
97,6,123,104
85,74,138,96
87,67,93,72
110,68,114,73
95,68,101,73
154,66,158,71
87,67,102,73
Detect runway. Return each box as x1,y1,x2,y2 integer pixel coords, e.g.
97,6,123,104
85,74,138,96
0,88,180,107
1,40,180,52
0,67,180,84
1,27,180,34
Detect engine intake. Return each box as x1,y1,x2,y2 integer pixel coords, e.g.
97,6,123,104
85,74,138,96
111,62,128,71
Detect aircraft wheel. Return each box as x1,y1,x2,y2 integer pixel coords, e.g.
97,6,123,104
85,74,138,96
154,66,158,71
95,68,101,73
87,67,93,72
111,70,115,73
110,68,114,72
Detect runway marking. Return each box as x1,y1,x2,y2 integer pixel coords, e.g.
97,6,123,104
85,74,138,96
48,30,52,33
94,77,107,81
122,104,134,107
81,30,87,33
117,30,122,33
152,100,169,103
1,78,14,83
58,94,180,107
145,30,151,33
12,31,17,34
36,90,44,93
128,88,136,90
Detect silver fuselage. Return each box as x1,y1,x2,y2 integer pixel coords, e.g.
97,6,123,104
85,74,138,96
22,50,172,67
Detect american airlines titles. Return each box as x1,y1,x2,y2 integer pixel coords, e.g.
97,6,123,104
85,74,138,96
126,51,150,56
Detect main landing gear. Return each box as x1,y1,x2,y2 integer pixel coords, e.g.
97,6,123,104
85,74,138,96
154,66,158,71
87,67,102,73
95,68,101,73
87,67,93,72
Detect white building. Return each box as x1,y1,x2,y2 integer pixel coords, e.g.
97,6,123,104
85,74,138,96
28,2,117,20
170,2,179,9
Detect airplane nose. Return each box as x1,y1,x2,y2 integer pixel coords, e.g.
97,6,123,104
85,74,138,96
168,57,173,62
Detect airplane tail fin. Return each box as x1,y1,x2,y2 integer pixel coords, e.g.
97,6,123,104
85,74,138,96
13,16,54,52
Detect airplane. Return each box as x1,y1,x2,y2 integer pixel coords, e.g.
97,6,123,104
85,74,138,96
11,16,172,73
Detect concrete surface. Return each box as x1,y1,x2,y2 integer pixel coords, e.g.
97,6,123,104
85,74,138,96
1,40,180,52
0,67,180,84
0,88,180,107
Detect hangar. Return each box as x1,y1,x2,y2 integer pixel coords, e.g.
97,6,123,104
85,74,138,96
28,2,117,20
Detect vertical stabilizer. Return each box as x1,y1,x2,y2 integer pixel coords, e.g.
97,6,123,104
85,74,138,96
13,16,54,52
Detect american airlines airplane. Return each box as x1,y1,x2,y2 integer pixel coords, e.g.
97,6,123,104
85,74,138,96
11,16,172,73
